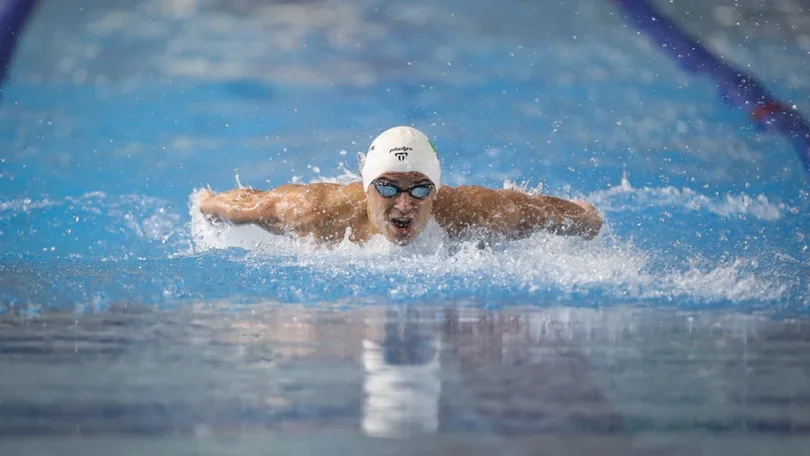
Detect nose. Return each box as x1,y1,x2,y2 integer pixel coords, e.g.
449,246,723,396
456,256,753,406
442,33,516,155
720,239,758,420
392,192,418,212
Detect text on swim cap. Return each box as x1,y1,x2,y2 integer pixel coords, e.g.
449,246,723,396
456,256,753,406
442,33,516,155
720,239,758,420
389,146,412,162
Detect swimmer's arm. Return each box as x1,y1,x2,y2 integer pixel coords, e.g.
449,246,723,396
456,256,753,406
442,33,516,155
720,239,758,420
516,193,603,239
198,188,284,232
436,187,602,240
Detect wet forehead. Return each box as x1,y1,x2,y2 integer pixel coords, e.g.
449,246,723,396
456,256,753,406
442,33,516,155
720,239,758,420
376,172,432,186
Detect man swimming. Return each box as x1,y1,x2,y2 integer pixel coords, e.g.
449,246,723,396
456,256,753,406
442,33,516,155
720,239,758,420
199,126,602,246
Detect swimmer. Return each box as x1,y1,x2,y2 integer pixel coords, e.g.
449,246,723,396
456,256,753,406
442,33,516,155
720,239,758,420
199,126,602,246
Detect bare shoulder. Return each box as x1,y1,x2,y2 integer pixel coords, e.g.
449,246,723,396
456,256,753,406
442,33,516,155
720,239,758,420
433,185,517,235
434,185,473,207
272,181,366,222
270,182,362,200
435,185,526,208
437,184,602,239
432,185,585,239
292,182,365,206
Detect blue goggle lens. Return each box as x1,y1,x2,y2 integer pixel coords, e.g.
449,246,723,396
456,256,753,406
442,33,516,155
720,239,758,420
409,185,433,199
373,182,433,200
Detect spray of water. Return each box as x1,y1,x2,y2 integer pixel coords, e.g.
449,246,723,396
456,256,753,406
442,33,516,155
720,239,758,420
186,169,792,305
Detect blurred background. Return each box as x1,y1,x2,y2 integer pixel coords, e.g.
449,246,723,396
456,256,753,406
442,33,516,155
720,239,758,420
1,0,810,454
5,0,809,197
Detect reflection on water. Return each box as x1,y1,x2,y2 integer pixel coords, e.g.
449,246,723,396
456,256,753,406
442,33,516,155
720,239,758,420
362,309,441,438
1,303,809,455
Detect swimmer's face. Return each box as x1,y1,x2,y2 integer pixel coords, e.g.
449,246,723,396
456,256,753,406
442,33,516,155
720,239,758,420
366,172,437,245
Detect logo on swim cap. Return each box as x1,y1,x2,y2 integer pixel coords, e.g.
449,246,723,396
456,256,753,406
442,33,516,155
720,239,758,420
361,126,442,192
389,146,412,162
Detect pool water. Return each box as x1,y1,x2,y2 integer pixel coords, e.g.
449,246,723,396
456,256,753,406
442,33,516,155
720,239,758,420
1,0,809,454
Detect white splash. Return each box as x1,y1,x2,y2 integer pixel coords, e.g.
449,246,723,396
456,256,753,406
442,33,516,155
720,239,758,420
188,187,292,253
187,181,788,305
0,197,58,214
586,176,790,221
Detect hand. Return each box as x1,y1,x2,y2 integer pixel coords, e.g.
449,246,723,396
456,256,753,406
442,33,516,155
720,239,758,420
572,199,602,239
199,188,216,203
199,189,220,221
572,200,596,214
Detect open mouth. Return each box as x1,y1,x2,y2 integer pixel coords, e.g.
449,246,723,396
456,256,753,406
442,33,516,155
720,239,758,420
390,218,413,229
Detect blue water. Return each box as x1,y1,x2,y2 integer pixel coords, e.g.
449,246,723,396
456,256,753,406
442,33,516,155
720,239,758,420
1,0,810,453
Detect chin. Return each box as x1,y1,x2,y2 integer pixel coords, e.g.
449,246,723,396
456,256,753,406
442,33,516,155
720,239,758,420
387,228,419,246
389,234,416,246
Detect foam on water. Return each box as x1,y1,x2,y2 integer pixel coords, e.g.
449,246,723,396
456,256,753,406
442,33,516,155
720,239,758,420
1,167,801,308
0,197,59,213
503,176,795,222
585,176,794,221
186,173,793,306
3,0,808,312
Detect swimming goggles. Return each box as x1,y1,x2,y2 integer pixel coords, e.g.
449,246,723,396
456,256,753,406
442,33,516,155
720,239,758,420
373,181,434,199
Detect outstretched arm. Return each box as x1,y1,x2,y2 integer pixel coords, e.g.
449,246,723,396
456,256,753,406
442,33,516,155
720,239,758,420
524,195,603,239
199,188,284,232
198,183,364,242
434,187,603,240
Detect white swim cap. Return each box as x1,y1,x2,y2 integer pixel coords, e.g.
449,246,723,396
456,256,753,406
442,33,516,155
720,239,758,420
361,126,441,192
